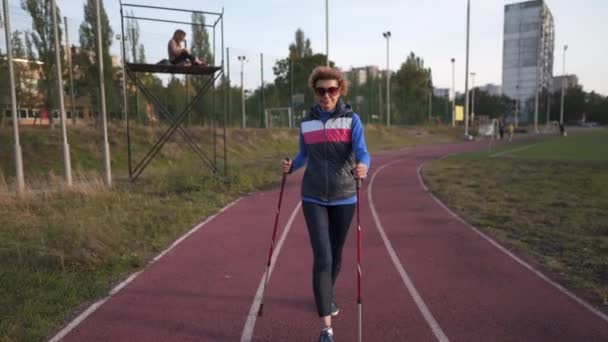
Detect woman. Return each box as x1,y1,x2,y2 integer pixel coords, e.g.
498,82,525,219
281,66,370,342
167,29,206,66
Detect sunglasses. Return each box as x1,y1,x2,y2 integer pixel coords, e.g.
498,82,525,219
314,86,340,97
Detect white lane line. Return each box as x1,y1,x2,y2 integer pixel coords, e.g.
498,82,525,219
417,164,608,324
490,142,541,158
49,198,243,342
240,202,302,342
368,161,450,342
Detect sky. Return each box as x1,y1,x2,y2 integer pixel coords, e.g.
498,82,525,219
2,0,608,95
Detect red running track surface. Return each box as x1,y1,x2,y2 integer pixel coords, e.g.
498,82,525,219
56,140,608,341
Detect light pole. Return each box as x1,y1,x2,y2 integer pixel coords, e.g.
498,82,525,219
470,72,476,125
325,0,329,66
451,58,455,127
428,80,433,123
515,84,520,128
237,55,247,128
463,0,471,137
3,0,25,193
560,44,568,125
52,0,72,186
382,31,391,126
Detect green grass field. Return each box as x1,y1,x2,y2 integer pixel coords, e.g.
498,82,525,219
424,128,608,309
488,130,608,161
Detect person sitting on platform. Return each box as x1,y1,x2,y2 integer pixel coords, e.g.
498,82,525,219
168,29,206,66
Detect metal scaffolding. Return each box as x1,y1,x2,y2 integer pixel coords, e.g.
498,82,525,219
119,1,228,183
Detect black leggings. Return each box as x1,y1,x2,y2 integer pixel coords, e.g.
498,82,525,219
171,51,196,65
302,201,356,317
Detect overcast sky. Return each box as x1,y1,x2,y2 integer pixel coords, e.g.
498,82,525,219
3,0,607,95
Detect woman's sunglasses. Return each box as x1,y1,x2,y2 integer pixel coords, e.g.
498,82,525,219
314,86,340,97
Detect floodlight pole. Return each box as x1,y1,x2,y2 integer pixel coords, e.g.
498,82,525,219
463,0,471,137
52,0,73,186
238,55,246,128
325,0,329,66
560,44,567,125
382,31,391,126
451,58,455,127
3,0,25,193
96,0,112,186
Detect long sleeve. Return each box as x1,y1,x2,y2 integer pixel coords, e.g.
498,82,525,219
290,129,308,173
351,114,370,169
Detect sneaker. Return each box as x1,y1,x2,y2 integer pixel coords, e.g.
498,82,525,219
318,327,333,342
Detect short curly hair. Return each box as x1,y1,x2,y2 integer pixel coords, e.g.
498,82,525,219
308,66,349,96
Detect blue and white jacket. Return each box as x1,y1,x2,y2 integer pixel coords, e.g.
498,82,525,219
290,99,371,205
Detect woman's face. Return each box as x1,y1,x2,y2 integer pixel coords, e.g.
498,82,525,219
314,79,340,112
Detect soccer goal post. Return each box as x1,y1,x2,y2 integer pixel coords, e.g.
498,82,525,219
264,107,293,128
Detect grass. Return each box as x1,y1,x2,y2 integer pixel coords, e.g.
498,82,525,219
0,121,460,342
423,129,608,308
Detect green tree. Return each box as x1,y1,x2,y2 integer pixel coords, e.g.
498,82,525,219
125,10,144,63
21,0,65,126
272,29,333,120
76,0,121,120
189,12,214,125
10,30,38,112
392,52,432,124
472,89,514,119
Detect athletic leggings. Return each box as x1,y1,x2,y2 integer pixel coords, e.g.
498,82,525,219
302,201,356,317
171,51,196,65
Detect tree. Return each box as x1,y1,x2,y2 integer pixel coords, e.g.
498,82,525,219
391,52,432,124
125,10,144,63
9,30,39,113
21,0,66,126
76,0,121,120
191,13,213,64
271,29,332,120
189,12,214,125
471,89,514,119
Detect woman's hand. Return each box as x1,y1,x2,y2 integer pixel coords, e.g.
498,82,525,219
353,163,367,179
281,159,292,174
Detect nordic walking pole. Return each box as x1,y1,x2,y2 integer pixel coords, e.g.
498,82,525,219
356,171,363,342
258,158,289,317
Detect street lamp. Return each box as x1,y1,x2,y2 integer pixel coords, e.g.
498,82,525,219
463,0,471,137
382,31,391,126
470,72,476,125
237,55,247,128
560,44,568,125
515,84,520,128
325,0,329,66
451,58,455,127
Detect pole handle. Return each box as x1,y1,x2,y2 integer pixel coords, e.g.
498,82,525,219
282,157,291,175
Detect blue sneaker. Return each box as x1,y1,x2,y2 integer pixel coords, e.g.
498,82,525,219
331,302,339,316
319,327,334,342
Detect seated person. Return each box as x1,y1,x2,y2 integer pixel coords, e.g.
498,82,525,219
168,29,206,66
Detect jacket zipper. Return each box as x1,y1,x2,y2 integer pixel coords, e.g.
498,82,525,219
323,119,329,201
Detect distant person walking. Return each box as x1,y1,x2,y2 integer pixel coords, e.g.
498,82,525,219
281,66,370,342
498,116,505,139
508,123,514,142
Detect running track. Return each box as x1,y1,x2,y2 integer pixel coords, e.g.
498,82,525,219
53,140,608,341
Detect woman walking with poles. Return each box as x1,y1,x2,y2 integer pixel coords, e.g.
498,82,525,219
281,66,370,342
